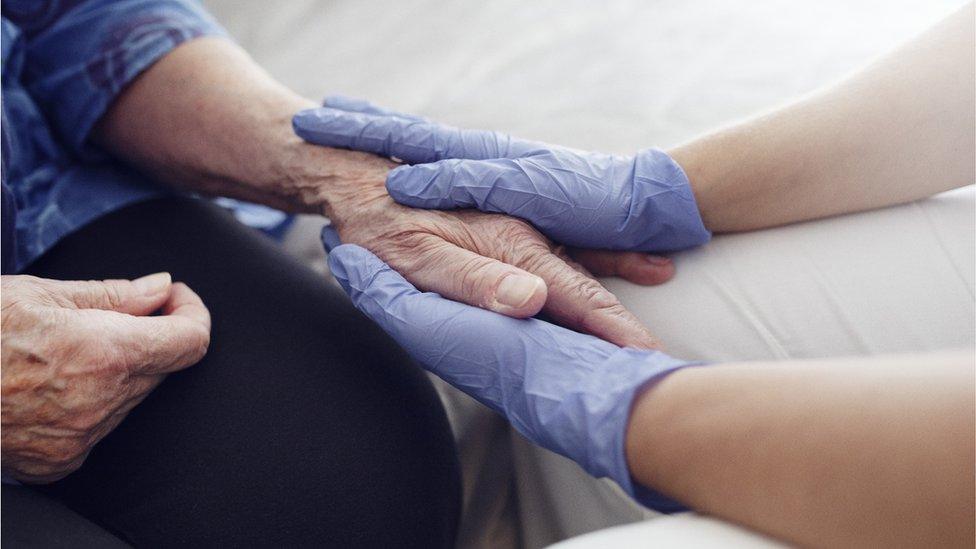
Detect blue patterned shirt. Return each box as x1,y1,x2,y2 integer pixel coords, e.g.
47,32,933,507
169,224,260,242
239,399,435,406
1,1,231,271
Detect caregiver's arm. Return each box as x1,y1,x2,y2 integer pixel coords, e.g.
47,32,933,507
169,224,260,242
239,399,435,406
329,243,975,547
627,351,975,548
672,3,975,232
295,4,973,254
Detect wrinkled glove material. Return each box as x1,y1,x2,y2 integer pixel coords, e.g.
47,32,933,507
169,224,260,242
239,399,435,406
327,240,701,512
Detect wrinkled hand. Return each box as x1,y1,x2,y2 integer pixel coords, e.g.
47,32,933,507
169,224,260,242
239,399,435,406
295,105,673,349
294,97,710,254
1,273,211,483
314,152,661,348
328,244,701,511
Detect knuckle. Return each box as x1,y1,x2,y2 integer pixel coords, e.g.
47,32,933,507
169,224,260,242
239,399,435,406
13,276,58,303
455,257,497,305
195,326,212,355
183,326,211,364
575,277,620,310
100,340,136,371
82,337,140,378
571,278,629,328
493,221,550,265
45,437,88,468
92,282,125,310
498,217,541,243
384,231,444,273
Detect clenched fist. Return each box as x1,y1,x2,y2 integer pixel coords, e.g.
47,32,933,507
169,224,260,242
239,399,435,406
1,273,211,483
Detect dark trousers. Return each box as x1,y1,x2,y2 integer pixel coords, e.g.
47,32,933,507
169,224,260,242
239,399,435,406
2,197,461,548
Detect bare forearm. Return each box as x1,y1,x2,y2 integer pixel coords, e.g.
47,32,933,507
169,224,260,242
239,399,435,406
627,351,975,547
671,3,975,232
92,37,390,216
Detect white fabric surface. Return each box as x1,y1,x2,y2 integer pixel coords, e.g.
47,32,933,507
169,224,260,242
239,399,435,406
511,186,973,548
204,1,975,547
549,513,784,549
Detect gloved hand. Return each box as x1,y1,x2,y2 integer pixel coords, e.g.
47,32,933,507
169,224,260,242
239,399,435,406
326,239,704,511
294,99,711,253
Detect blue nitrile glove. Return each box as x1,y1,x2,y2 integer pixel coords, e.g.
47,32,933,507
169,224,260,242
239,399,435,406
326,238,704,512
294,100,711,253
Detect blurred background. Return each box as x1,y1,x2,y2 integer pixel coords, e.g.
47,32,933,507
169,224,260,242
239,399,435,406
205,0,964,151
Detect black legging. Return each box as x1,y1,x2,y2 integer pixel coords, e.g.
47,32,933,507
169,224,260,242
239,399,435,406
2,196,461,547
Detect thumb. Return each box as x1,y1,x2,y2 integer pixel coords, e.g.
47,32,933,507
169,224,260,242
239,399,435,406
107,282,211,375
327,244,541,374
327,244,434,337
293,108,539,164
47,273,173,315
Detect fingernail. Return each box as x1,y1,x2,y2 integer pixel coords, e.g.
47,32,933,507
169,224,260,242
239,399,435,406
644,255,672,266
134,272,171,294
495,274,542,309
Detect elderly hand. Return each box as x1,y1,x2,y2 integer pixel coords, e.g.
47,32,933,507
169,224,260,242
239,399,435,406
294,97,710,254
1,273,211,483
295,121,670,350
327,243,702,511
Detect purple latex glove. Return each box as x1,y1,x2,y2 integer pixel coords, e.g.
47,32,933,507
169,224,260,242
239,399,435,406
327,239,704,511
295,98,710,253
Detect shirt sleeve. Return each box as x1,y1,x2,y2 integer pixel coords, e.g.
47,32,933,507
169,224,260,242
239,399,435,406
1,181,17,274
3,0,227,155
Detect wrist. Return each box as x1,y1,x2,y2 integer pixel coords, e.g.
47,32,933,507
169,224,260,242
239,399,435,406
632,148,711,250
264,135,396,219
614,351,708,510
219,88,395,218
624,362,704,501
667,143,718,233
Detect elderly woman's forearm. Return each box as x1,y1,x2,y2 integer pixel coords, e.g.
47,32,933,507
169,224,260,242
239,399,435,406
627,351,975,547
670,3,974,232
91,37,369,214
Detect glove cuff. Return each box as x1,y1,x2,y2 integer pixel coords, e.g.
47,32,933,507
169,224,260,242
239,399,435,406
631,148,711,252
597,349,707,512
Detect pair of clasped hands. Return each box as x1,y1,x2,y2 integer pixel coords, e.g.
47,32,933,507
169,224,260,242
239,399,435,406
293,97,711,509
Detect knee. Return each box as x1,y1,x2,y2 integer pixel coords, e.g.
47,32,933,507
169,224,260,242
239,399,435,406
247,316,463,547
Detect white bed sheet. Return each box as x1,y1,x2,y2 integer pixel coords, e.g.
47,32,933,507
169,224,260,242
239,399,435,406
203,1,975,546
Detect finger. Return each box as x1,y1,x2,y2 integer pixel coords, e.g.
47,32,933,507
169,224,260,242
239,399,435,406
385,158,610,252
292,108,538,164
328,243,433,329
45,273,173,315
321,224,342,252
158,282,211,331
112,282,212,375
323,95,428,122
350,232,547,319
327,244,622,375
320,221,547,317
513,247,661,350
414,240,548,318
568,248,675,286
